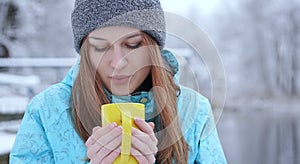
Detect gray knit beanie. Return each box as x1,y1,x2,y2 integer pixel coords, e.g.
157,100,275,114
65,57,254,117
71,0,166,53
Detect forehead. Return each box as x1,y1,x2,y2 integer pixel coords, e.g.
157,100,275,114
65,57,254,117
88,26,141,42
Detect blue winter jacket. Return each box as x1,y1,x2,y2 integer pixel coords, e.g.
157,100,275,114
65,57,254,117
10,50,227,163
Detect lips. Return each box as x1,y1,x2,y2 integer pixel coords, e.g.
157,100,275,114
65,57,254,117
109,75,131,84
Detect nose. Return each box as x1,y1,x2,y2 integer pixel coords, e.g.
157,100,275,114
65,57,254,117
109,46,127,70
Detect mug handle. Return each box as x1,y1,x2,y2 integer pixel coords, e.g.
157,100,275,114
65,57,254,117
121,110,132,162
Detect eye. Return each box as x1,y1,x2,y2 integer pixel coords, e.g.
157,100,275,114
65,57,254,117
126,41,142,49
94,46,110,52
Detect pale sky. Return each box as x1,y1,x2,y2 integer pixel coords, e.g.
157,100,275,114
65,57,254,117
161,0,221,15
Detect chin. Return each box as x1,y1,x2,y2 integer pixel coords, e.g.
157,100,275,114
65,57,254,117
110,87,132,96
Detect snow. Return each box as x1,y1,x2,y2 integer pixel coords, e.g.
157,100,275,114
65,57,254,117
0,73,40,87
0,97,28,114
0,120,21,155
0,58,76,67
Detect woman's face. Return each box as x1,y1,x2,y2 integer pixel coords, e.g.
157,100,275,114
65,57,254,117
87,26,152,96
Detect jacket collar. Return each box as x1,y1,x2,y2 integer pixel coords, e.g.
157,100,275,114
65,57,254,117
104,88,156,120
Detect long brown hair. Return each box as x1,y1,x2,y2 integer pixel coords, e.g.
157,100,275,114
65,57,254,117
71,32,188,163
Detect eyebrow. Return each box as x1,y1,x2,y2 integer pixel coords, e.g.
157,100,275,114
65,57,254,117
89,37,106,41
126,33,142,39
89,33,142,41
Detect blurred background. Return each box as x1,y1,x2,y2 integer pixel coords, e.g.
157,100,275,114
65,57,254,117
0,0,299,163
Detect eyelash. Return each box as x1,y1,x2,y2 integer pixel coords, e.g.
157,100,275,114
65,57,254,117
126,41,142,49
94,47,110,52
94,42,142,52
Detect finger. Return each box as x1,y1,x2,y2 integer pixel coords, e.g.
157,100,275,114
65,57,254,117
134,118,153,134
90,157,101,164
133,128,158,147
96,135,122,162
131,147,155,164
147,122,155,130
101,147,121,164
86,126,122,159
131,129,158,155
86,126,102,146
132,126,157,145
94,126,122,146
85,126,101,147
93,126,101,133
86,123,117,146
86,125,121,151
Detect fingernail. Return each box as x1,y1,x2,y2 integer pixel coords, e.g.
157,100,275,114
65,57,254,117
111,122,117,127
117,126,122,131
92,126,100,133
134,117,141,121
151,122,155,127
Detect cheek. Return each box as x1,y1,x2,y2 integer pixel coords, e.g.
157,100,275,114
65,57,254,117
129,48,152,69
131,57,151,84
88,50,99,67
136,66,151,77
89,52,107,73
130,66,151,91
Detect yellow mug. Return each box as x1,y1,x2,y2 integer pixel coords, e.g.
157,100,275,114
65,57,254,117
101,103,145,164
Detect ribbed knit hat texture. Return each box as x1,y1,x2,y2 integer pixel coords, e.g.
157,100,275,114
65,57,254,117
71,0,166,53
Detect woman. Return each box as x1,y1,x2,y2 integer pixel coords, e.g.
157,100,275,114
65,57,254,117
10,0,227,163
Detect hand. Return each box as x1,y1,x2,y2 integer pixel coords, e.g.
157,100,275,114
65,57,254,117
131,118,158,164
85,123,122,164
